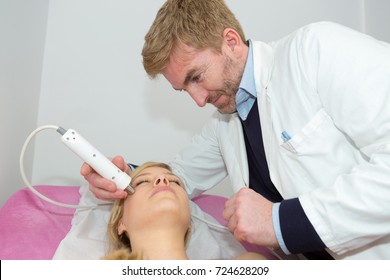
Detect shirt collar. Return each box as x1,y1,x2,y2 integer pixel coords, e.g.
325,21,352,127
239,40,257,97
236,40,257,120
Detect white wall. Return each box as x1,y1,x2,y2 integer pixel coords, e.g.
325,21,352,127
229,0,363,42
0,0,49,207
1,0,389,207
364,0,390,42
33,0,212,187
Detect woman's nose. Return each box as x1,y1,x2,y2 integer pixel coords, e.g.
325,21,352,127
154,175,169,187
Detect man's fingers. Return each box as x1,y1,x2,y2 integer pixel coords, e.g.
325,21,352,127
91,185,127,200
222,192,238,220
112,156,130,174
93,172,116,191
80,162,93,177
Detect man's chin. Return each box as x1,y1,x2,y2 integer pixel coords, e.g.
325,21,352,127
217,107,237,115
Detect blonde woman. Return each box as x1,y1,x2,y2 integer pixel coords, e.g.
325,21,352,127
102,162,266,260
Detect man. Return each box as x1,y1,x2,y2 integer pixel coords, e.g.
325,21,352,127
82,0,390,259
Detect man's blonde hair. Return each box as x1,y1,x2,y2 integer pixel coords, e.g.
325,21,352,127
142,0,246,78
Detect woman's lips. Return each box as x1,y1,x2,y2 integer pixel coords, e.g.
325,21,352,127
150,186,174,197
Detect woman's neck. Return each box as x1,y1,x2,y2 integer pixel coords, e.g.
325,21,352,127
129,228,189,260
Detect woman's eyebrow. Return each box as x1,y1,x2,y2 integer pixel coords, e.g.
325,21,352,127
132,173,150,181
133,171,176,180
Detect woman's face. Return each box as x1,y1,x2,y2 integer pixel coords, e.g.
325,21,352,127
118,166,190,236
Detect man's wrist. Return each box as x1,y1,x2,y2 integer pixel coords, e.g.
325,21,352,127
272,202,291,254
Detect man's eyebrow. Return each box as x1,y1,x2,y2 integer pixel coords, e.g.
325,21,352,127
183,69,198,86
172,69,197,91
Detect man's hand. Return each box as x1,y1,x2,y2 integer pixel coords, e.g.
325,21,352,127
80,155,130,200
222,188,278,248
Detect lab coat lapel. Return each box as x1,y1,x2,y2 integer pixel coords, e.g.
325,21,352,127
221,112,249,191
251,41,281,189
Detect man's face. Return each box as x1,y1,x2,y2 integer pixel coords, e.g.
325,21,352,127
162,42,244,114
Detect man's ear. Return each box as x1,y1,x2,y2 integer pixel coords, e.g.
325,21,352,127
222,28,244,55
118,219,126,235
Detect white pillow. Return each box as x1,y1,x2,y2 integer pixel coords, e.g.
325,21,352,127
52,183,246,260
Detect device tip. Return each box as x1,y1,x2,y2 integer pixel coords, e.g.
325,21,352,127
124,186,135,195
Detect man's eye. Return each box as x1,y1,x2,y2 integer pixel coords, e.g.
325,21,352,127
192,73,203,83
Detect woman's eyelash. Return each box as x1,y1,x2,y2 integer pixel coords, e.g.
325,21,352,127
132,177,182,187
169,179,182,185
134,180,149,187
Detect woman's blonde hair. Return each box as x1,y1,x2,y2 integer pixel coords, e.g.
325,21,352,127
103,161,190,260
142,0,246,78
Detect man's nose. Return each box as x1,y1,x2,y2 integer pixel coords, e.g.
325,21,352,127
187,87,208,107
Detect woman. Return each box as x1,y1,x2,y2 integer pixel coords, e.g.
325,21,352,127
103,162,266,260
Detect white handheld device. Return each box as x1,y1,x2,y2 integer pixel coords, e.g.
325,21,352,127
61,128,134,194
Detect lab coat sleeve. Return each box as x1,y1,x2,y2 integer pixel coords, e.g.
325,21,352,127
297,22,390,255
170,111,228,199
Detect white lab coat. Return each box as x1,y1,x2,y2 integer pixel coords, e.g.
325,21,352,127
171,22,390,259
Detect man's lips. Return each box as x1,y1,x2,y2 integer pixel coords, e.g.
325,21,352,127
209,94,223,107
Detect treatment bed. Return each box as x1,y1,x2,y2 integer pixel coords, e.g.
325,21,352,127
0,185,277,260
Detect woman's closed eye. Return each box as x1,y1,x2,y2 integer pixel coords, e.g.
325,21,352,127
131,170,184,189
165,174,184,187
131,178,182,188
169,179,182,186
132,179,149,188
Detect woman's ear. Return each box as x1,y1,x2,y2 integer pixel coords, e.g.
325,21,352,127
118,219,126,235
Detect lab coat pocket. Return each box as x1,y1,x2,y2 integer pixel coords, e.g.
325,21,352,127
281,108,331,153
279,108,361,191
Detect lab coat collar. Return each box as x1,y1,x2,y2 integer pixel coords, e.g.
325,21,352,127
251,40,275,93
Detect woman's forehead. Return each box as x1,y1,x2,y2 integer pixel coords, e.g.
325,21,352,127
132,166,185,188
135,166,174,177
